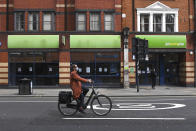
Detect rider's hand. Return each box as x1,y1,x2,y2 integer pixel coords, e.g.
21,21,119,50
88,79,92,83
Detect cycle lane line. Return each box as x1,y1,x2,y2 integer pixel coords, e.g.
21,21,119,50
61,118,186,120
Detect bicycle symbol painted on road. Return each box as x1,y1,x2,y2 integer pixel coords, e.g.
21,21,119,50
89,103,186,111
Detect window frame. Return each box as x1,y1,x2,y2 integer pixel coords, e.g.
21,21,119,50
28,12,40,32
42,12,55,31
153,14,162,32
90,12,101,31
166,14,175,32
76,12,86,32
104,13,114,32
140,14,150,32
14,12,25,31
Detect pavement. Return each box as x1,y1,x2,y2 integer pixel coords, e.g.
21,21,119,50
0,85,196,97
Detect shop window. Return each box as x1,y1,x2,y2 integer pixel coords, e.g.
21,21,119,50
76,13,86,31
15,12,25,31
43,12,55,31
28,12,39,31
9,52,59,86
99,67,102,73
90,13,100,31
86,67,91,74
104,13,113,31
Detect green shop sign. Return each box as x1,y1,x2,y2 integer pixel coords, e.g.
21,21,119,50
136,35,186,48
8,35,59,48
70,35,121,48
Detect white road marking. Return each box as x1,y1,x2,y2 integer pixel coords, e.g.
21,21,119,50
0,101,57,103
89,103,186,111
113,99,185,102
62,118,186,120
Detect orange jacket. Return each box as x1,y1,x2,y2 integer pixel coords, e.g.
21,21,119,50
70,71,88,99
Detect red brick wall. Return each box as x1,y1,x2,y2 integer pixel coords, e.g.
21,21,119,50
0,34,8,50
122,0,132,30
0,0,7,32
186,34,195,50
75,0,115,9
0,14,7,31
13,0,56,9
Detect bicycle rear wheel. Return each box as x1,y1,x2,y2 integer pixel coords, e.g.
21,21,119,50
58,99,78,116
91,95,112,116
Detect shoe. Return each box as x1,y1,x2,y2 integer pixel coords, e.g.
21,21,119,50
79,107,86,114
83,105,87,109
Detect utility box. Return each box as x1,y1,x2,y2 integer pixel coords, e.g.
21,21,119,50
19,78,32,95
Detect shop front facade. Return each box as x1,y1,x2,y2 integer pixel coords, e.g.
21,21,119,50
7,35,59,87
0,34,122,87
135,35,194,86
124,0,195,87
70,35,121,87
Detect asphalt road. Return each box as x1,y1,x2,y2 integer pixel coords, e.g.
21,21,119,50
0,96,196,131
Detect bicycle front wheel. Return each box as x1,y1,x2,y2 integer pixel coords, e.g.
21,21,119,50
58,99,78,116
91,95,112,116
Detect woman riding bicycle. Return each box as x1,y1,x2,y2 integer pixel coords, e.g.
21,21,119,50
70,64,92,113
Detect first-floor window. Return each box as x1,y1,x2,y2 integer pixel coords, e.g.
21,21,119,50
104,13,113,31
140,14,149,32
43,13,55,31
90,13,100,31
28,12,39,31
77,13,86,31
15,12,25,31
166,14,175,32
153,14,162,32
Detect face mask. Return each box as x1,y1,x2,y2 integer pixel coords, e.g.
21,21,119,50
76,67,79,71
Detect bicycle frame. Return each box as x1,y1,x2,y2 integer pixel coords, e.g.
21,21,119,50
83,84,98,109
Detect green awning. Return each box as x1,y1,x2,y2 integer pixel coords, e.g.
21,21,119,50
136,35,186,48
8,35,59,48
70,35,121,48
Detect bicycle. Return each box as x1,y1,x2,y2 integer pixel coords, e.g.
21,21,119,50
58,82,112,116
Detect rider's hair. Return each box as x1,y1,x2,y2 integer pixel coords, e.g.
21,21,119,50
71,64,77,71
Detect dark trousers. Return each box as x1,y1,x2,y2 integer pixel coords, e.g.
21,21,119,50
78,86,89,107
152,79,156,89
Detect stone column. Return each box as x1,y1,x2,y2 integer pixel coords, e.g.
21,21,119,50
162,13,166,32
137,13,140,32
175,13,179,32
149,13,153,32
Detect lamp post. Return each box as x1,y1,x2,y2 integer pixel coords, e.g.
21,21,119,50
123,27,130,88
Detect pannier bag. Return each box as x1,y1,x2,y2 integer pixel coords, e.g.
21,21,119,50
58,91,72,104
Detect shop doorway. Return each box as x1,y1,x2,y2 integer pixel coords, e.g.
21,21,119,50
160,54,179,85
139,53,180,86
